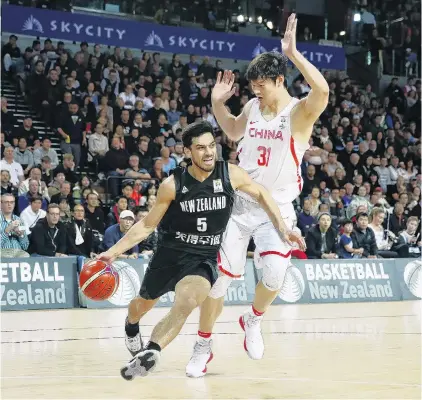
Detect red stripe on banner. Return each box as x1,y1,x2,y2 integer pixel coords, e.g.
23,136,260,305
290,136,302,192
259,250,292,258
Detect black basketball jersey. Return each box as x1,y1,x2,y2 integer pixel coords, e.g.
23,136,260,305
158,161,235,256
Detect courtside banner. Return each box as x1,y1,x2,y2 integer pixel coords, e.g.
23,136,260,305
2,4,346,70
256,259,422,304
81,258,255,308
0,257,78,311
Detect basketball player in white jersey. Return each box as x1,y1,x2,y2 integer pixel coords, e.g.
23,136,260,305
186,14,329,377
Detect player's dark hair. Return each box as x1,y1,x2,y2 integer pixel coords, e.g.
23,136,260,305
182,121,215,148
246,51,288,83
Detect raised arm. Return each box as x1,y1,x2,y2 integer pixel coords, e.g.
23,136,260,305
98,176,175,261
282,14,329,136
228,164,306,250
211,71,252,141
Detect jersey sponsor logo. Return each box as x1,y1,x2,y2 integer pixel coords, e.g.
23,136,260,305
175,232,222,246
248,128,284,140
179,196,227,213
182,186,189,194
213,179,223,193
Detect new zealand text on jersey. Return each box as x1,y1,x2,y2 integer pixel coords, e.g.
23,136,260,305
179,196,227,213
248,128,284,140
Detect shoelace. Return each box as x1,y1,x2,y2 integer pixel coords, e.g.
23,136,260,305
245,314,262,330
190,340,211,362
127,335,140,349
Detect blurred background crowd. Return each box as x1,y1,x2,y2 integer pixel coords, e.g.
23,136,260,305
1,0,421,261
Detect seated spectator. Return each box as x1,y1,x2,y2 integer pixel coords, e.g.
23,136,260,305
160,147,177,174
66,204,94,257
13,116,39,148
104,137,130,199
54,154,78,184
73,176,98,205
150,158,169,182
0,193,29,257
48,171,66,198
121,181,137,209
171,142,185,165
58,197,72,223
1,97,18,138
20,195,46,236
1,170,14,195
394,217,421,258
102,210,138,258
33,137,59,169
51,181,75,209
368,207,401,258
18,179,48,213
297,199,316,236
18,167,50,199
308,187,322,217
125,154,151,180
1,146,24,186
88,123,109,164
28,203,67,256
13,138,34,176
136,139,154,171
351,212,378,258
338,219,363,259
346,186,372,219
305,212,338,259
167,100,181,126
387,203,407,236
84,191,105,235
106,196,128,228
172,113,189,134
125,127,141,155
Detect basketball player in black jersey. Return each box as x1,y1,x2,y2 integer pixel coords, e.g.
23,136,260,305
98,121,305,380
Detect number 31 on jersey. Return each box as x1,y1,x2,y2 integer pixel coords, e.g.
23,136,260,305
257,146,271,167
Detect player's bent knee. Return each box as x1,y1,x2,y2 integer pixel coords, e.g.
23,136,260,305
173,296,200,317
208,274,233,299
261,256,290,291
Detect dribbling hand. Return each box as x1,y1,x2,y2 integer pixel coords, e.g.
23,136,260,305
96,252,116,264
212,71,236,104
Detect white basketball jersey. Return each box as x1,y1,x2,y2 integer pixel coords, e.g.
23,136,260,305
237,97,309,204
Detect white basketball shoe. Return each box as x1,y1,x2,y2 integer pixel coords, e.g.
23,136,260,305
186,339,214,378
120,349,160,380
239,310,264,360
125,332,143,357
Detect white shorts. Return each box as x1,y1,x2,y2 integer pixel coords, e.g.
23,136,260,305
217,195,296,278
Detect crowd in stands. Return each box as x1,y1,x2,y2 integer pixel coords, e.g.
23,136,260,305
1,33,421,260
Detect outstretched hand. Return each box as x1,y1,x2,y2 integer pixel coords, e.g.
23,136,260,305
211,70,236,104
281,230,307,251
281,13,298,58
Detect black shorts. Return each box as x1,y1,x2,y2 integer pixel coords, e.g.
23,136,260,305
139,246,218,300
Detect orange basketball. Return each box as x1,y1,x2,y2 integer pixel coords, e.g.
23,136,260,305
79,260,119,301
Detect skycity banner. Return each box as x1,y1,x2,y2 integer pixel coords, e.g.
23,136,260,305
0,257,78,311
1,4,346,70
257,258,422,304
82,258,256,309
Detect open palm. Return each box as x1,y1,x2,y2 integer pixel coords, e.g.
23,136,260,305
212,70,236,104
281,13,298,57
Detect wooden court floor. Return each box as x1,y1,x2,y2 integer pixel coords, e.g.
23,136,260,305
1,301,421,399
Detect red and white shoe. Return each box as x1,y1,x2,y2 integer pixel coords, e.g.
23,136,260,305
239,311,264,360
186,339,214,378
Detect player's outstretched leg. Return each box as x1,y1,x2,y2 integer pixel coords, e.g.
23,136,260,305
125,297,158,356
186,274,232,378
121,275,211,380
240,252,289,360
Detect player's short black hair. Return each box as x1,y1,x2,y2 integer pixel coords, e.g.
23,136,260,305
246,51,288,83
182,121,215,148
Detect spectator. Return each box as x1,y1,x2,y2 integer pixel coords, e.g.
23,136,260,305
167,100,181,126
2,35,21,75
1,170,14,195
104,137,130,198
102,209,138,258
13,116,39,148
150,158,169,182
351,212,378,258
106,196,128,227
136,139,154,171
19,167,50,199
51,181,75,209
395,217,421,258
41,69,62,128
0,193,29,257
1,146,24,186
172,113,189,134
297,198,316,236
125,154,151,181
125,127,141,155
387,203,407,236
33,137,59,169
346,186,372,219
88,123,109,163
73,175,97,205
302,164,320,198
338,219,363,259
308,187,322,217
57,102,87,167
1,97,18,140
121,181,137,209
13,137,34,175
20,195,46,236
54,154,78,184
84,191,105,235
66,204,94,257
18,179,48,213
160,147,177,174
305,213,338,259
171,143,185,165
28,203,67,256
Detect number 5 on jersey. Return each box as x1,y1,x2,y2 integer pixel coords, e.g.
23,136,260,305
197,217,207,232
257,146,272,166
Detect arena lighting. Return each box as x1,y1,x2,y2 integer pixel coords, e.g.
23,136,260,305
257,15,263,24
339,31,346,36
353,12,361,22
266,21,274,30
248,16,253,22
237,14,245,23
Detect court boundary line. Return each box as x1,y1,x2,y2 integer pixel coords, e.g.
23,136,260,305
1,374,420,388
